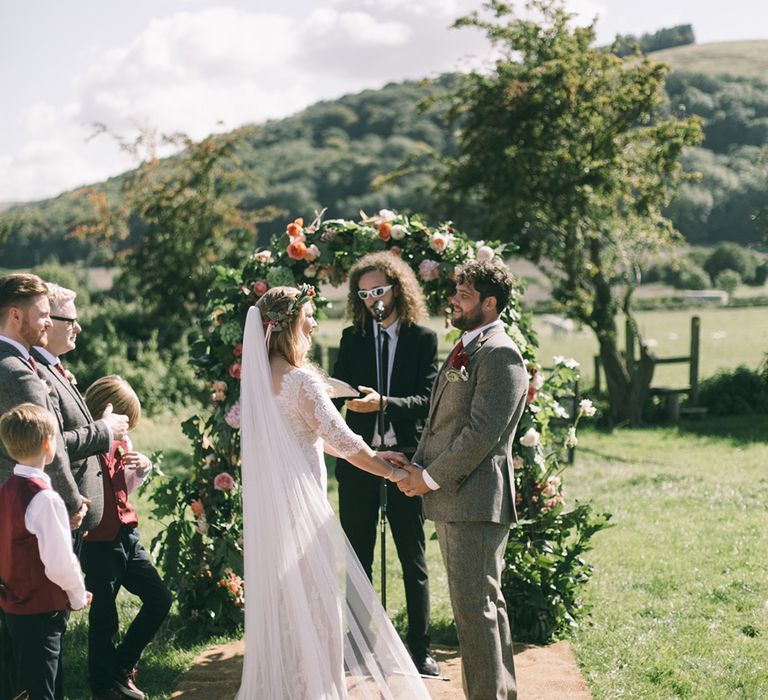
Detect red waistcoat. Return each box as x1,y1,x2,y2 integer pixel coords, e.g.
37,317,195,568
85,442,138,542
0,475,70,614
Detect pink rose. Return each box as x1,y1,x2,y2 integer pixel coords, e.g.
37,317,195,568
430,232,447,254
255,250,273,264
225,401,241,429
253,279,268,296
233,343,243,357
214,472,236,491
476,245,494,262
303,244,320,262
418,259,441,281
190,499,205,518
228,362,241,379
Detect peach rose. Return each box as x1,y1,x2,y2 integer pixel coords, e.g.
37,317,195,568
303,244,320,262
430,232,447,254
190,499,205,518
378,222,392,242
287,239,307,260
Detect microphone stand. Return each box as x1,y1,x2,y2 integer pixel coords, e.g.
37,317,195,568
373,301,389,610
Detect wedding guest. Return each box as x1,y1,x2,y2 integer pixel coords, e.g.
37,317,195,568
80,375,171,700
332,252,440,676
0,403,91,700
32,283,129,534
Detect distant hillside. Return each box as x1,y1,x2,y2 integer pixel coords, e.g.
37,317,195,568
652,40,768,80
1,41,766,267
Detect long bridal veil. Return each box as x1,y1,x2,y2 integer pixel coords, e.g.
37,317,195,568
237,306,431,700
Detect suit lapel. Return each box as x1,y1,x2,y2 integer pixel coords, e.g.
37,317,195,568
32,350,93,422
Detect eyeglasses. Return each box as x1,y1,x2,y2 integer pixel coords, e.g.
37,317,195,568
50,315,78,329
357,284,393,300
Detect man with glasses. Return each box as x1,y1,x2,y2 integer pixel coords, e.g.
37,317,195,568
332,252,440,677
32,283,129,535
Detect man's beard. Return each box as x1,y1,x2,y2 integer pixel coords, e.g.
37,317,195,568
20,317,46,347
366,298,396,320
452,304,485,331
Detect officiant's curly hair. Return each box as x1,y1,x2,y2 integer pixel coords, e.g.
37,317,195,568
256,287,313,367
346,252,427,332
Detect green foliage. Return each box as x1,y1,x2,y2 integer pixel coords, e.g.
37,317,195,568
610,24,695,57
697,363,768,415
703,241,761,283
435,0,702,425
713,268,741,294
644,255,711,290
149,209,608,640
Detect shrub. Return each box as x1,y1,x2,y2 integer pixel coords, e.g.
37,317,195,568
704,242,758,284
714,269,741,294
698,365,768,415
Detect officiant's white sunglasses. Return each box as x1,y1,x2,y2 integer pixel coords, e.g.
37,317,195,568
357,284,393,300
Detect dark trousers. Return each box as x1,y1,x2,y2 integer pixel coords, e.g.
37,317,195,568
4,609,68,700
79,526,172,693
337,464,430,656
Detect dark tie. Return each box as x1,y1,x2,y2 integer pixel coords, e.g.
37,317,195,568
446,338,465,367
379,330,390,435
27,354,37,371
55,363,67,379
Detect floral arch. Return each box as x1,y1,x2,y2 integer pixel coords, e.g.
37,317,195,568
149,209,610,643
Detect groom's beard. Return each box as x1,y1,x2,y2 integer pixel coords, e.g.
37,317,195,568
366,298,396,321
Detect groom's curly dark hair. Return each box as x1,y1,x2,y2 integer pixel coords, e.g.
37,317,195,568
346,252,428,332
456,259,516,314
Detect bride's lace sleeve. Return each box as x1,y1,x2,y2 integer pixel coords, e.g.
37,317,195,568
295,369,367,459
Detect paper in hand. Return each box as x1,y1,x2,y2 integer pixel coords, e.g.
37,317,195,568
326,377,361,399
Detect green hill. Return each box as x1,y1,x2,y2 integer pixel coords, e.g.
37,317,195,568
1,41,766,267
652,40,768,80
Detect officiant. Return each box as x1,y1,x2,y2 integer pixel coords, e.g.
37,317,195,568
332,252,439,676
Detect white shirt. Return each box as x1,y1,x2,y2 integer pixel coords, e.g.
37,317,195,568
422,319,504,491
371,318,400,448
14,464,88,610
0,334,31,359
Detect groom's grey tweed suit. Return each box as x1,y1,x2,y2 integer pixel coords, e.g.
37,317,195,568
413,323,527,700
32,348,110,531
0,340,84,516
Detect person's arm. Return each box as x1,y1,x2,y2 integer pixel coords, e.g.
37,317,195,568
121,451,152,495
330,328,355,411
25,490,88,610
421,346,527,496
296,370,407,482
61,420,112,462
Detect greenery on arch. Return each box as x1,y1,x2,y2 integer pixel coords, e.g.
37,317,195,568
149,209,610,642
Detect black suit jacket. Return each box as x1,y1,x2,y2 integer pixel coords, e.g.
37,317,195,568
31,349,110,531
332,320,438,475
0,340,84,516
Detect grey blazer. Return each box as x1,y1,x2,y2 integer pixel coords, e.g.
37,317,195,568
32,349,110,530
413,323,528,524
0,341,84,516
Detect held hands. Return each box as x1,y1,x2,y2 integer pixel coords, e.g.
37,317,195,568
102,403,130,441
70,497,91,530
345,386,384,413
397,464,431,498
378,450,410,483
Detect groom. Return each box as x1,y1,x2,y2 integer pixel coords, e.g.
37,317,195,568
398,259,528,700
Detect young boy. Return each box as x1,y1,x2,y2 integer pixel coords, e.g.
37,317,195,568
0,403,91,700
81,375,172,700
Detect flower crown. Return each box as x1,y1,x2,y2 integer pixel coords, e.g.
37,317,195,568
264,283,316,333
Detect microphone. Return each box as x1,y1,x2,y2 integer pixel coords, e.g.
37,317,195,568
373,300,385,321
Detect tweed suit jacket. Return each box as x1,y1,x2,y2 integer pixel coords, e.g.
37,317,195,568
31,349,110,530
0,340,84,516
413,323,528,524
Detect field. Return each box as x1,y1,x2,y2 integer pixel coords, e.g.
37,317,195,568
652,40,768,80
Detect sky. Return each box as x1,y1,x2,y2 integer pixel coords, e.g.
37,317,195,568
1,0,766,203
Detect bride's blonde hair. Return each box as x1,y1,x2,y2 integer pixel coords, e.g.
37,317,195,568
256,286,313,367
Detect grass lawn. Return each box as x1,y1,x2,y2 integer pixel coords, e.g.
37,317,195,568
62,410,768,698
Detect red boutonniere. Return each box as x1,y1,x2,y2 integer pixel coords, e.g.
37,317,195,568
446,351,470,383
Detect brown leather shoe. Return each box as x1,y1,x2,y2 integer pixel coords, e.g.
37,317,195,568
113,668,145,700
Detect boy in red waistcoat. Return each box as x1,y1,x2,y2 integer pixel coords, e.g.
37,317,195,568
0,403,92,700
81,376,172,700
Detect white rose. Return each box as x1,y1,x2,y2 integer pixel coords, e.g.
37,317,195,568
533,372,545,390
565,426,578,448
379,209,396,222
430,232,448,254
553,403,569,419
391,224,407,240
476,245,494,261
579,399,597,417
542,475,561,497
520,427,540,447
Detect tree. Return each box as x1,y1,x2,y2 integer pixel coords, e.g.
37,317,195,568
434,0,702,425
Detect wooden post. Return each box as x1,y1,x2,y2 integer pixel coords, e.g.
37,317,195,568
625,319,635,376
689,316,700,405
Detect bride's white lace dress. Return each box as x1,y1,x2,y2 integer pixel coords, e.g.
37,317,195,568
236,307,431,700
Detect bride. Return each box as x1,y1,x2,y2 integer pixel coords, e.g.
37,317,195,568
236,284,432,699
